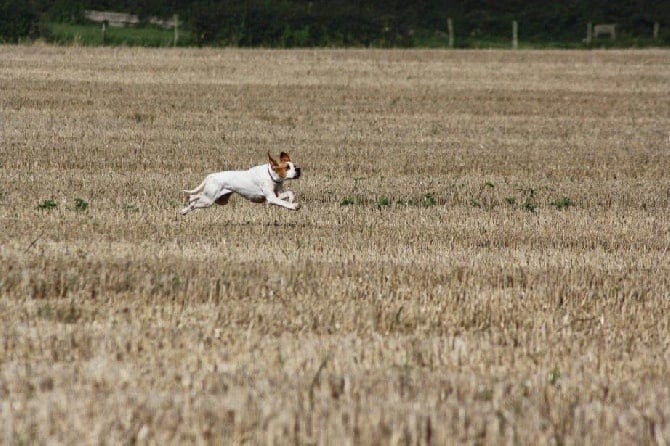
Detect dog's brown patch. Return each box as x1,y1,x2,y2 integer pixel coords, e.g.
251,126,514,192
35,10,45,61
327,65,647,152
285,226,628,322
273,163,289,178
269,152,290,178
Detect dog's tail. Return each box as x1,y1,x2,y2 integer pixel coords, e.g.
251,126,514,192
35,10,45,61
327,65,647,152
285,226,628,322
183,179,206,197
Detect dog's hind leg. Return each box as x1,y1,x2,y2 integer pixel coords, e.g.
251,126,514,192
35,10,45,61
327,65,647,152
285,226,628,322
180,196,214,216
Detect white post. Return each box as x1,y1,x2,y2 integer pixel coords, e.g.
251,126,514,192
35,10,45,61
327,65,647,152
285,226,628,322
174,14,179,46
512,20,518,49
447,18,454,48
654,22,660,40
101,22,106,45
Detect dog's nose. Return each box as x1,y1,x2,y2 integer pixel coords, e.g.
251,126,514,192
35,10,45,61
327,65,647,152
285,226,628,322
295,167,301,178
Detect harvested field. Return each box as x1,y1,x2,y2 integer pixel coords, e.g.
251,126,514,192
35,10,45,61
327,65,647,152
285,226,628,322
1,45,669,444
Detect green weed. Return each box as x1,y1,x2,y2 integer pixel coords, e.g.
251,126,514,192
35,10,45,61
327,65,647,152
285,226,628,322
551,197,573,210
376,197,390,209
422,192,436,207
74,198,89,212
38,199,57,210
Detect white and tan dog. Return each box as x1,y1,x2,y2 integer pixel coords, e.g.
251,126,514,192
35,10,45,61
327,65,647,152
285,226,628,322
180,152,301,216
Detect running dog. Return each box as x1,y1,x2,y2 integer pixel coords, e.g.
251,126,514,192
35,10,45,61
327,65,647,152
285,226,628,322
181,152,301,215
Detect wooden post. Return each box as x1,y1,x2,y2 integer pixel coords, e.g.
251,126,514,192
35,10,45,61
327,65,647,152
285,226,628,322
447,18,454,48
512,20,518,49
174,14,179,46
654,22,660,40
586,22,592,44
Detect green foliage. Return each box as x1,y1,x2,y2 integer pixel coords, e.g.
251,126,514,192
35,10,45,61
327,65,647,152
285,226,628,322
2,0,669,47
43,0,85,23
48,22,192,46
38,199,57,210
0,0,40,42
520,187,538,213
521,200,537,213
551,197,574,210
123,204,139,213
376,197,391,209
340,197,354,206
37,198,91,211
74,198,88,212
422,192,436,208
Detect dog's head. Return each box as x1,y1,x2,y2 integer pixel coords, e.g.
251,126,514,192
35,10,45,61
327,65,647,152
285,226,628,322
269,152,301,180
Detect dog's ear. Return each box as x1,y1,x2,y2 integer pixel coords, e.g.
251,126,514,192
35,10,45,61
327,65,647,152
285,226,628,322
268,152,278,167
279,152,291,162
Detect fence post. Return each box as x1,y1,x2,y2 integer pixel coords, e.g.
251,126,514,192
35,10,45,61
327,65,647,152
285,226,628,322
654,22,660,40
586,22,592,44
101,21,106,45
174,14,179,46
512,20,518,49
447,18,454,48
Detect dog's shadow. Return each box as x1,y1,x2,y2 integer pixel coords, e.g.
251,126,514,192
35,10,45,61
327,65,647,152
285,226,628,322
237,220,299,228
174,213,302,229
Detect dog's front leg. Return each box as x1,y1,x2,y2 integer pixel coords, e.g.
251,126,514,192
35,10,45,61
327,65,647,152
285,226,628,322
265,193,300,210
277,190,295,203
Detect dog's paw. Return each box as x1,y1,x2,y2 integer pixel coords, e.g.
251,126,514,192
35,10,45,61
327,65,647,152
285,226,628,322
294,203,301,210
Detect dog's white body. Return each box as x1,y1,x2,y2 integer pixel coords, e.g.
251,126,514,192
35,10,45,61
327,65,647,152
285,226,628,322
180,152,301,216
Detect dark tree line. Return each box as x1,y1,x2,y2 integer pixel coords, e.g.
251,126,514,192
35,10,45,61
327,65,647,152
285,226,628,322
1,0,668,45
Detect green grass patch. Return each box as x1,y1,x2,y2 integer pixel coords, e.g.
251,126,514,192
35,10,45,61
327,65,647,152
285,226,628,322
376,197,391,209
74,198,89,212
550,197,574,210
47,22,193,47
37,199,57,210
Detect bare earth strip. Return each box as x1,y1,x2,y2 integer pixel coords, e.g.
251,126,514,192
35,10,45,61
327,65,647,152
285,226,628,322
1,46,669,444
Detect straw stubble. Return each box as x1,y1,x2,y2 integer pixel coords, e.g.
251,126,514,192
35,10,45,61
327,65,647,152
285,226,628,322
1,46,669,444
